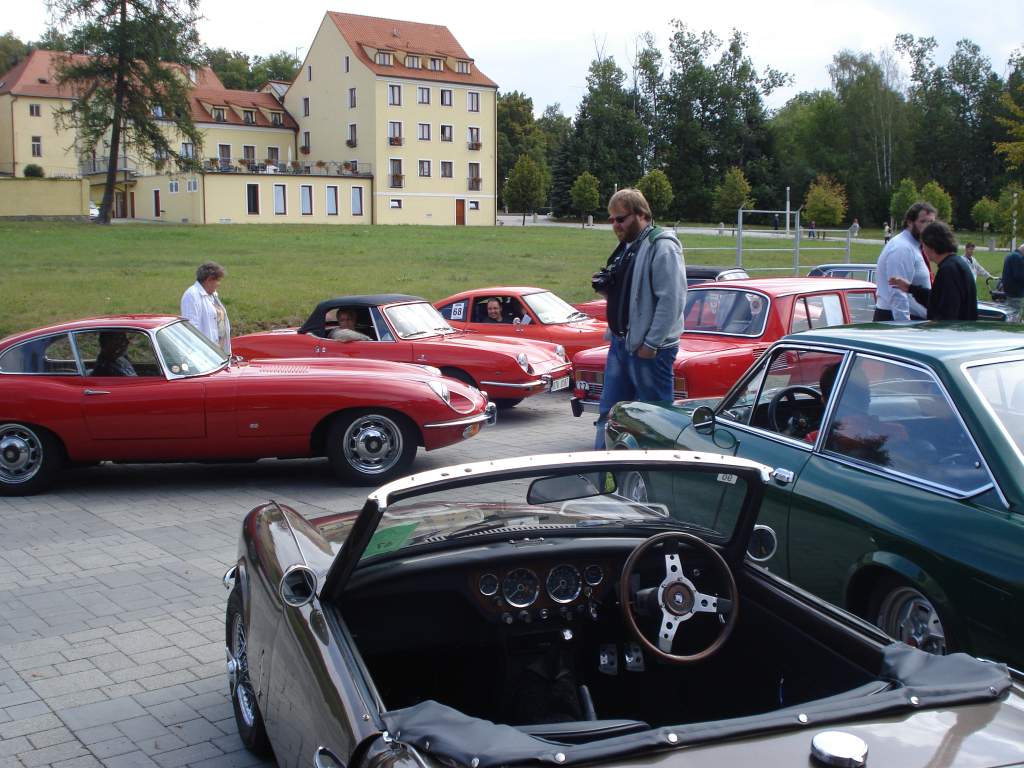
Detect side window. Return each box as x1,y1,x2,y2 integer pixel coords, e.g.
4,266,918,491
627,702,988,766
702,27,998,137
824,356,988,493
792,295,844,333
369,307,395,342
845,291,877,323
439,301,467,321
76,331,162,377
0,334,77,374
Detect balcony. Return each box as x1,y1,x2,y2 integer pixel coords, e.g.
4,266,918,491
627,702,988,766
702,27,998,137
467,141,482,151
346,138,357,148
79,156,139,177
390,173,405,188
202,159,373,176
388,136,404,147
467,177,482,191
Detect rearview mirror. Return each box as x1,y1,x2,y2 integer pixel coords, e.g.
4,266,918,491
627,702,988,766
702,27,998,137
527,472,615,505
692,405,716,434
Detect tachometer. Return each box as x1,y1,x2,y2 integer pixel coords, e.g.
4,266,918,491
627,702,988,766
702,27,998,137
502,568,540,608
546,564,582,604
583,564,604,587
478,573,499,597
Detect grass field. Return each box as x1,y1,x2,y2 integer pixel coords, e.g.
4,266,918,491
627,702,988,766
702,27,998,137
1,222,1006,339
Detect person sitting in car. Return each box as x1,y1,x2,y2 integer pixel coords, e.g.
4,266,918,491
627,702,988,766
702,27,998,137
91,332,137,376
328,308,372,341
484,298,506,323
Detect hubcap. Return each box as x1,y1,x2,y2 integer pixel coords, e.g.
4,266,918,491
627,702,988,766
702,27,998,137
878,587,946,655
0,425,43,484
228,613,257,727
342,415,402,474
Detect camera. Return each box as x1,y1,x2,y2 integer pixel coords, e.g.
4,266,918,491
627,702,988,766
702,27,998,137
591,267,615,294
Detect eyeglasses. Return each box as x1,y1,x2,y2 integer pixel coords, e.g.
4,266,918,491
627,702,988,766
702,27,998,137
608,213,633,224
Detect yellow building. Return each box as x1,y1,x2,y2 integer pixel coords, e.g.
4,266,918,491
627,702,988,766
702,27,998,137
0,12,498,225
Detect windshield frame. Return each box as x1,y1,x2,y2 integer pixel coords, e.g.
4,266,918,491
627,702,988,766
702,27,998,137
383,301,457,340
154,320,230,379
962,354,1024,471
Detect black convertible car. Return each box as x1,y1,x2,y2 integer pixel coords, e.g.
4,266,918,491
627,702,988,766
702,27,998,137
224,452,1023,768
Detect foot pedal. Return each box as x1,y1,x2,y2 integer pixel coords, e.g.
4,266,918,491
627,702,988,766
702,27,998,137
624,642,645,672
598,644,618,675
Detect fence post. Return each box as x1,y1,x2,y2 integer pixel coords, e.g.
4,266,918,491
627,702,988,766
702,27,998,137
736,208,744,268
793,211,801,275
845,229,852,263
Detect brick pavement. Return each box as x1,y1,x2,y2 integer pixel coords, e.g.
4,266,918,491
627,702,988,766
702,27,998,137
0,393,594,768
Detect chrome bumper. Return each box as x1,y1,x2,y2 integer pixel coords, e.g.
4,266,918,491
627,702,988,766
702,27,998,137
479,378,547,390
424,402,497,429
570,397,600,417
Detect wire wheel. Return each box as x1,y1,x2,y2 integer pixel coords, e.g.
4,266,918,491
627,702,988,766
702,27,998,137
228,612,258,728
875,585,947,656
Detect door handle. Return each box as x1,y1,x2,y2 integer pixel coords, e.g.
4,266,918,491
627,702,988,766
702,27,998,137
770,467,794,485
83,389,110,396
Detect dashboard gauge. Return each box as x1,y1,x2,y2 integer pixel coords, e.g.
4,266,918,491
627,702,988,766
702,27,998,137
478,573,499,597
546,564,582,604
583,564,604,587
502,568,540,608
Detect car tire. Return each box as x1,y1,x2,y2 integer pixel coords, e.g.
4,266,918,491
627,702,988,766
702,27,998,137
0,423,62,496
225,587,272,756
326,410,417,485
494,398,523,410
868,577,951,657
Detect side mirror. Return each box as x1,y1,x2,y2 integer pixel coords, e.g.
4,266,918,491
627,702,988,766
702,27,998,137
527,472,614,505
692,405,716,434
746,524,778,563
279,565,317,608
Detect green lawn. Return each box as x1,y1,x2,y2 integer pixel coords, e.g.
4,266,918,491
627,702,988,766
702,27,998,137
0,222,1005,339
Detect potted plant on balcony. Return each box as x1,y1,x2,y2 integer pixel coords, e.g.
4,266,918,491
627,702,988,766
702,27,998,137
238,158,249,169
315,160,327,171
299,145,310,155
342,161,353,173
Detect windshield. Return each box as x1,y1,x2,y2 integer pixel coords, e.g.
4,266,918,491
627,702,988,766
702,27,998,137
965,358,1024,455
320,465,752,564
155,321,228,376
684,290,769,336
384,302,455,339
522,292,586,324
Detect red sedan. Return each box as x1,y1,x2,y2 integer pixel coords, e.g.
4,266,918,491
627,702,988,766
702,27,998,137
570,278,876,416
233,295,573,408
0,316,495,495
435,286,607,359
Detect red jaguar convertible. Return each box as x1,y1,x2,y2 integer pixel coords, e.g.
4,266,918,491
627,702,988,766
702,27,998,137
571,278,876,416
233,295,573,408
0,316,494,494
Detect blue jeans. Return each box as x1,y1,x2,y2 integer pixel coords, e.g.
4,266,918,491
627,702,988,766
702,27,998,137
594,335,677,448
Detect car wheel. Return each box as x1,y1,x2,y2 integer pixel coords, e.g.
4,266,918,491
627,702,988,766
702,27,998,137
870,579,949,656
225,587,272,756
326,410,417,485
0,423,62,496
494,398,523,410
617,470,650,503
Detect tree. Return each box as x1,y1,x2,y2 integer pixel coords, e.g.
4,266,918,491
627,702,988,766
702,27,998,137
971,196,999,231
535,104,571,174
713,167,754,222
497,90,547,207
0,31,31,73
995,81,1024,172
203,47,252,89
50,0,203,224
803,175,848,226
505,154,550,225
251,51,300,85
889,178,920,224
996,183,1024,237
919,180,953,223
569,172,600,227
636,169,674,221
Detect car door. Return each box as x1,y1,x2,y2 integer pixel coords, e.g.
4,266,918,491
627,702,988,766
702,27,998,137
681,345,848,579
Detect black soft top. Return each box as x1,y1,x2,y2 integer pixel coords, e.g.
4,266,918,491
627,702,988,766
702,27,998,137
297,294,423,336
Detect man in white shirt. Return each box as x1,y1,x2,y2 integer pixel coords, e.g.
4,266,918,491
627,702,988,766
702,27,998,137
181,262,231,353
874,202,936,321
963,242,994,281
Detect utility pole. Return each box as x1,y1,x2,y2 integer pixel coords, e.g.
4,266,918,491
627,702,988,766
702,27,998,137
1014,191,1019,251
785,186,791,236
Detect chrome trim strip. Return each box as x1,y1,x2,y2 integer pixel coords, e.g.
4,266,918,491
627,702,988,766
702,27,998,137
423,411,490,429
478,378,545,389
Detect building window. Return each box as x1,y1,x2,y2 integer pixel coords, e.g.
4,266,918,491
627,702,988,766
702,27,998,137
390,199,402,209
344,56,349,73
302,131,310,151
271,111,283,126
242,110,254,124
388,84,401,106
274,184,286,215
326,185,338,216
349,88,356,108
376,51,393,66
430,58,443,71
468,162,481,190
246,183,260,215
218,144,231,163
300,185,313,215
29,103,41,117
468,92,480,112
169,180,179,193
267,146,280,165
406,55,420,69
243,145,256,163
417,123,430,141
181,142,194,158
441,89,452,107
457,60,470,74
352,186,363,216
302,97,309,117
212,107,226,122
347,124,357,148
418,160,431,177
31,136,41,157
440,124,453,142
469,200,480,210
467,127,480,149
186,179,198,193
388,121,402,146
440,161,453,178
417,86,430,104
389,159,403,188
307,65,312,81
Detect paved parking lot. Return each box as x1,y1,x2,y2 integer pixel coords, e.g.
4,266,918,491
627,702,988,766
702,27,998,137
0,393,595,768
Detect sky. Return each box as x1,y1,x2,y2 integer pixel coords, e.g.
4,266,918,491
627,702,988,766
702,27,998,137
5,0,1022,116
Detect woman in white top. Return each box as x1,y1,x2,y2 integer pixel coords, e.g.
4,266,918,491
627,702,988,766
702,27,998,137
963,242,994,280
180,262,231,354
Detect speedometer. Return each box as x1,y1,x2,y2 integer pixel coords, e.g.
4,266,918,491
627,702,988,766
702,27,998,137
502,568,540,608
546,564,582,604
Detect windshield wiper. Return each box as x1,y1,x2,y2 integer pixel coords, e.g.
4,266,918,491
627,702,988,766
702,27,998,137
401,330,432,339
569,311,589,320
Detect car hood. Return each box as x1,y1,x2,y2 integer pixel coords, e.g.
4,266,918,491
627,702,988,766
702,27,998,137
427,332,567,362
235,356,451,384
573,337,750,368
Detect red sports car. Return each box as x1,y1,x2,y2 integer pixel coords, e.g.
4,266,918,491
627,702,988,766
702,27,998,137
0,316,495,495
435,286,607,359
233,295,573,408
570,278,876,416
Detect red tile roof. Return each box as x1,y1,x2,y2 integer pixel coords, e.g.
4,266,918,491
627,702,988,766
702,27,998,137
327,11,497,88
191,87,297,129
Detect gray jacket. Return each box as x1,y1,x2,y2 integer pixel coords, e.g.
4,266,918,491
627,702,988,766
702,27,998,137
618,226,686,352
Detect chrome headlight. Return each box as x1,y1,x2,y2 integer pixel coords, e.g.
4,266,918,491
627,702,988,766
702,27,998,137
554,344,567,361
516,352,530,372
427,380,451,404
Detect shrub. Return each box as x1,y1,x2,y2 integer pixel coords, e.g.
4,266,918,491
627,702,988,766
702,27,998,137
971,197,999,232
803,175,848,227
713,167,754,222
23,164,44,178
919,180,953,224
889,178,919,224
569,172,600,227
636,170,674,221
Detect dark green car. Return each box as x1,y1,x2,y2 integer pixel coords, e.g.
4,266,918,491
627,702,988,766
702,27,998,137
606,322,1024,668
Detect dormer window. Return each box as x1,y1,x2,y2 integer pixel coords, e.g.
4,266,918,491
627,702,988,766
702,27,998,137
376,51,393,66
406,55,420,69
212,107,226,122
457,60,471,74
243,110,256,125
270,112,283,127
429,58,443,71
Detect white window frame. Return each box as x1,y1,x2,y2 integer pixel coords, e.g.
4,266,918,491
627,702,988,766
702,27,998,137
441,89,453,107
242,109,255,125
430,58,443,71
468,91,480,112
418,159,431,177
348,124,357,145
168,179,179,194
242,144,256,162
29,103,41,117
246,183,260,215
406,55,420,69
469,200,480,210
274,184,287,215
417,86,430,104
417,123,431,141
302,97,310,117
31,136,41,157
180,142,195,158
186,179,198,193
389,158,404,188
326,185,338,216
266,146,280,164
457,60,470,74
352,186,364,216
300,184,313,216
212,107,226,122
218,143,232,162
388,83,402,106
376,51,393,66
271,111,283,126
390,199,403,209
467,126,480,146
349,87,356,108
440,160,453,178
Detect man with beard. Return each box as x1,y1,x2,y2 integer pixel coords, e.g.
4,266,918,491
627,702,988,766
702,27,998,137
873,202,936,321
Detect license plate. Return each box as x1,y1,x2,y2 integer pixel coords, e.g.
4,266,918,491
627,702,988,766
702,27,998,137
549,376,571,392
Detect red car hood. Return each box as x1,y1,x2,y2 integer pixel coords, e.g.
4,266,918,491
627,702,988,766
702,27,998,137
430,331,567,363
573,335,752,368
